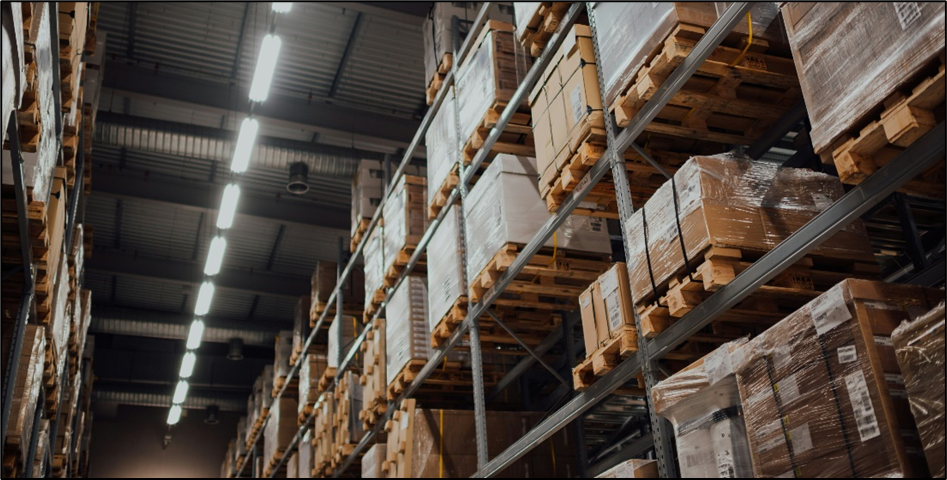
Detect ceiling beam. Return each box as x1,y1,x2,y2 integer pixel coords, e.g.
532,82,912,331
102,61,421,151
94,168,350,231
324,2,430,24
86,249,310,299
90,307,285,346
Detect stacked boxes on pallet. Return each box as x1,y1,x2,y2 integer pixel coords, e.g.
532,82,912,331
327,316,356,371
235,417,247,459
426,205,466,342
1,326,45,477
263,397,298,476
361,443,386,478
351,160,385,251
734,279,940,477
331,372,364,461
424,85,459,219
309,261,364,322
296,430,312,478
1,1,27,140
363,226,386,315
455,21,533,163
781,2,946,194
298,352,327,424
292,295,310,364
273,330,293,395
381,174,427,287
651,339,753,478
383,399,577,477
595,459,658,478
421,3,513,104
385,277,432,396
359,317,387,429
891,302,946,477
513,3,571,57
246,366,274,449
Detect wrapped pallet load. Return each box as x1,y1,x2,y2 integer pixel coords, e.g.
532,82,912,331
425,86,460,219
464,154,611,292
426,204,466,340
309,261,365,321
381,174,427,285
351,160,385,250
595,459,658,478
892,301,946,477
385,276,432,391
2,3,58,202
362,442,386,478
296,430,313,478
1,1,26,145
421,2,513,103
332,371,364,458
363,226,385,314
273,330,293,393
733,279,942,477
235,417,248,458
326,316,356,370
298,352,327,422
651,339,753,477
1,326,45,477
263,397,298,476
292,296,309,363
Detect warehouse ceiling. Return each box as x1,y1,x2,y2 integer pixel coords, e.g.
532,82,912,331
85,1,431,408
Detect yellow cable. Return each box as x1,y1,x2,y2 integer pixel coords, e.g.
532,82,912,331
439,409,444,478
730,12,754,67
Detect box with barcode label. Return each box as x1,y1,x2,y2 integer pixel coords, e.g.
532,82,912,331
733,279,940,478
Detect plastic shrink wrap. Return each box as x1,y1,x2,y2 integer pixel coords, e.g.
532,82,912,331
2,3,58,204
361,443,386,478
32,420,49,478
733,279,941,477
235,417,248,458
590,2,782,109
1,1,25,146
298,352,327,416
425,86,459,202
455,21,529,149
422,3,513,85
327,315,356,369
3,325,45,473
780,2,946,153
385,276,432,386
382,175,427,278
464,154,611,285
263,397,298,468
625,154,875,305
274,330,293,379
426,204,466,333
513,3,543,40
297,430,313,478
892,301,945,477
363,226,385,310
579,262,636,355
652,339,752,478
595,459,657,478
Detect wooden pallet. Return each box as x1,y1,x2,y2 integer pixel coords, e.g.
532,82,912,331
634,246,879,359
611,23,801,145
573,349,648,394
468,243,612,305
382,244,425,288
358,318,387,429
349,218,372,253
271,375,297,399
516,2,570,57
429,297,468,348
427,163,460,220
820,62,945,198
262,448,287,478
362,288,386,323
386,360,501,401
461,101,535,164
425,53,453,105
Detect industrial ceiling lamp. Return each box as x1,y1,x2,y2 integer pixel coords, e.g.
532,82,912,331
286,162,309,194
227,338,245,361
204,405,220,425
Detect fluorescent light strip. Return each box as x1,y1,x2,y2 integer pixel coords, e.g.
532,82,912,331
180,352,197,378
194,282,215,316
272,2,292,13
217,184,241,229
231,118,259,173
204,237,228,276
167,405,182,425
172,381,189,405
249,34,282,103
186,320,205,350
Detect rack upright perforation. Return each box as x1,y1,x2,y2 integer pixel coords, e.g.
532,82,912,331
228,3,946,478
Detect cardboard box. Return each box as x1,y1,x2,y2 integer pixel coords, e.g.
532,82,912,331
385,277,431,386
297,431,313,478
734,279,939,478
363,227,385,310
892,302,946,477
579,288,598,355
424,86,459,201
273,330,293,379
361,443,386,478
382,175,427,277
2,325,45,473
579,263,640,356
263,397,299,466
298,352,328,415
596,459,658,478
426,205,466,333
327,316,356,369
421,3,513,84
780,2,946,153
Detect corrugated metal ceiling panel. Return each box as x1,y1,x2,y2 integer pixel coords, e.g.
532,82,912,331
253,296,297,324
114,276,191,314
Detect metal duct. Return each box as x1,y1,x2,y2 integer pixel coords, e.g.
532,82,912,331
90,312,275,347
94,112,381,177
92,387,245,412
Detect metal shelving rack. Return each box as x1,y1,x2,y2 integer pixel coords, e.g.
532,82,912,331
231,2,946,478
1,6,90,477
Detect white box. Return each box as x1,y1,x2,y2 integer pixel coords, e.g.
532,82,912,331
426,204,465,333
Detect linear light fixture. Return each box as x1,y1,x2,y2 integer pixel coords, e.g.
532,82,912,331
249,34,282,103
172,381,189,405
180,352,197,378
186,320,205,350
217,184,241,229
231,118,259,173
167,405,182,425
204,237,228,276
272,2,292,13
194,282,215,316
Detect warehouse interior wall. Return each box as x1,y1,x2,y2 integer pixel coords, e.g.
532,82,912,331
89,405,239,478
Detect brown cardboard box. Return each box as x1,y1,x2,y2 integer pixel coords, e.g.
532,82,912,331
591,281,610,348
596,459,658,478
579,287,598,355
562,64,605,154
734,279,939,478
892,302,946,477
547,87,570,167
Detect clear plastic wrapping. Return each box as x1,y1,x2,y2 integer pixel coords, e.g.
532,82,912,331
464,154,611,284
263,397,298,467
426,204,466,333
780,2,946,153
595,459,657,478
327,316,356,369
1,2,58,204
624,154,875,305
361,443,386,478
652,338,753,478
422,3,514,84
382,176,427,278
6,325,45,473
32,420,48,478
1,1,25,146
51,256,71,373
363,226,385,310
513,3,543,40
274,330,293,379
892,301,946,477
298,352,327,415
385,276,430,386
425,86,459,201
590,2,781,109
733,279,940,478
297,430,313,478
455,21,525,148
